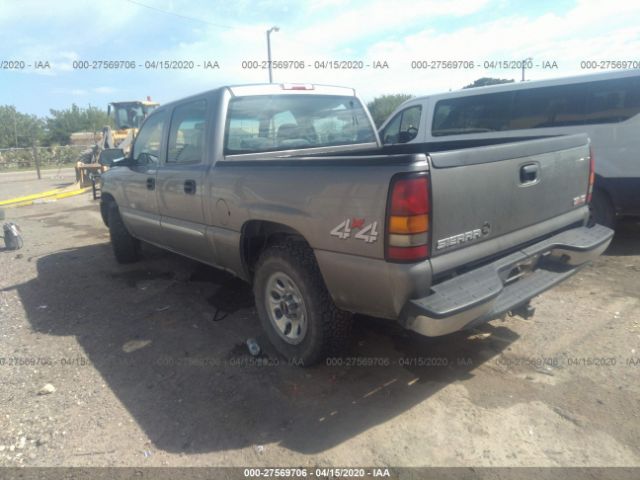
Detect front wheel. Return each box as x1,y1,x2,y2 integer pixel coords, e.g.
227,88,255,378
108,203,141,264
253,240,352,366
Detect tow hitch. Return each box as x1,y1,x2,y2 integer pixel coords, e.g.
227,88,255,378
509,302,536,320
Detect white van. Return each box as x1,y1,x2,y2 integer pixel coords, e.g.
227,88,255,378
379,70,640,227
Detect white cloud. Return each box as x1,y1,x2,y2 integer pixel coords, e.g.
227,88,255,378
140,0,640,105
132,0,493,100
52,52,81,73
281,0,491,49
94,86,117,94
4,0,640,113
51,86,116,97
0,1,139,32
269,0,640,101
0,1,139,71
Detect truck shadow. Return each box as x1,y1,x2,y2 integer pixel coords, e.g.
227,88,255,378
7,243,518,455
605,219,640,256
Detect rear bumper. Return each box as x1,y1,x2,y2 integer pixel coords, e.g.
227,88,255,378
401,224,613,337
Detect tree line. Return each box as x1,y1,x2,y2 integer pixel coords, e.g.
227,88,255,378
0,104,112,149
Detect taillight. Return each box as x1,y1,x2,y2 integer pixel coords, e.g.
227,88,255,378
587,146,595,203
386,175,430,262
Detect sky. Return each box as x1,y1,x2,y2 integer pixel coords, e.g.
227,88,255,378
1,0,640,117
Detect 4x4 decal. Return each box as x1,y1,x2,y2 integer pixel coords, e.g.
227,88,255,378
330,218,379,243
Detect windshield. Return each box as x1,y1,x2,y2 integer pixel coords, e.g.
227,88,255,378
112,103,157,130
224,94,376,154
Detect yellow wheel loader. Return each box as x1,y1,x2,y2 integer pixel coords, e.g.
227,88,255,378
75,98,159,189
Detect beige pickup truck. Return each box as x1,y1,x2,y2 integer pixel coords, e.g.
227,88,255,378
99,83,613,365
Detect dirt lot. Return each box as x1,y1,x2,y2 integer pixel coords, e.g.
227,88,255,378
0,186,639,468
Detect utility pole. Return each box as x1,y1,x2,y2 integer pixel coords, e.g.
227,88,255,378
521,57,532,82
32,137,41,180
266,26,279,83
13,108,18,148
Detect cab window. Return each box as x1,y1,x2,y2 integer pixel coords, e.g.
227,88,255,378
132,113,166,165
381,105,422,144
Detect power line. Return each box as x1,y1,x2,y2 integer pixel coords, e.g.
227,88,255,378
123,0,349,54
124,0,239,30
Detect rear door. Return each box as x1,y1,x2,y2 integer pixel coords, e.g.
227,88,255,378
428,134,591,258
156,99,210,261
119,110,168,241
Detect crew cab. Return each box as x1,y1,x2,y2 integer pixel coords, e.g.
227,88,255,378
99,83,613,365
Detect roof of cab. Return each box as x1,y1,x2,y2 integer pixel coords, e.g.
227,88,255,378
227,83,356,97
154,83,358,113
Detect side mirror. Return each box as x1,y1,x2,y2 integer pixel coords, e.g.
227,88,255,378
98,148,126,167
397,131,412,144
136,152,158,166
378,129,391,145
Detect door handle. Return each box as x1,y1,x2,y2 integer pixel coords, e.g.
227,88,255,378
184,179,196,195
146,177,155,190
520,163,539,184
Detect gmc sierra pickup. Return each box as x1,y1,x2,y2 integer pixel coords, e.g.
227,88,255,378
99,83,613,365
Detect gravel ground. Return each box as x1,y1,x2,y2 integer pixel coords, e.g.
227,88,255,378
0,190,638,468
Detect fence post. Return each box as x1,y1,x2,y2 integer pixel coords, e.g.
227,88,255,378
32,141,41,180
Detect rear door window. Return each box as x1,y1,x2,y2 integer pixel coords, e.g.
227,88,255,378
167,100,207,164
431,75,640,137
584,76,640,124
510,84,587,129
432,92,512,136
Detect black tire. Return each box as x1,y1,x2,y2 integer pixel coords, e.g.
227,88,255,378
108,203,140,263
589,189,616,229
253,239,352,366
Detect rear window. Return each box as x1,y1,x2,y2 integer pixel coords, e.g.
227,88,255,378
224,94,376,154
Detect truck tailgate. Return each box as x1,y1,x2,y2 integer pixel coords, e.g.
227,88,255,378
428,134,591,262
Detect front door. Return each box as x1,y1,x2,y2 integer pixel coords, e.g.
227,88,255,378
156,99,210,261
119,110,168,242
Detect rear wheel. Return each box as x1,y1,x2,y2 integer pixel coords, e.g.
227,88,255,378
108,203,140,263
253,239,352,366
589,189,616,229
